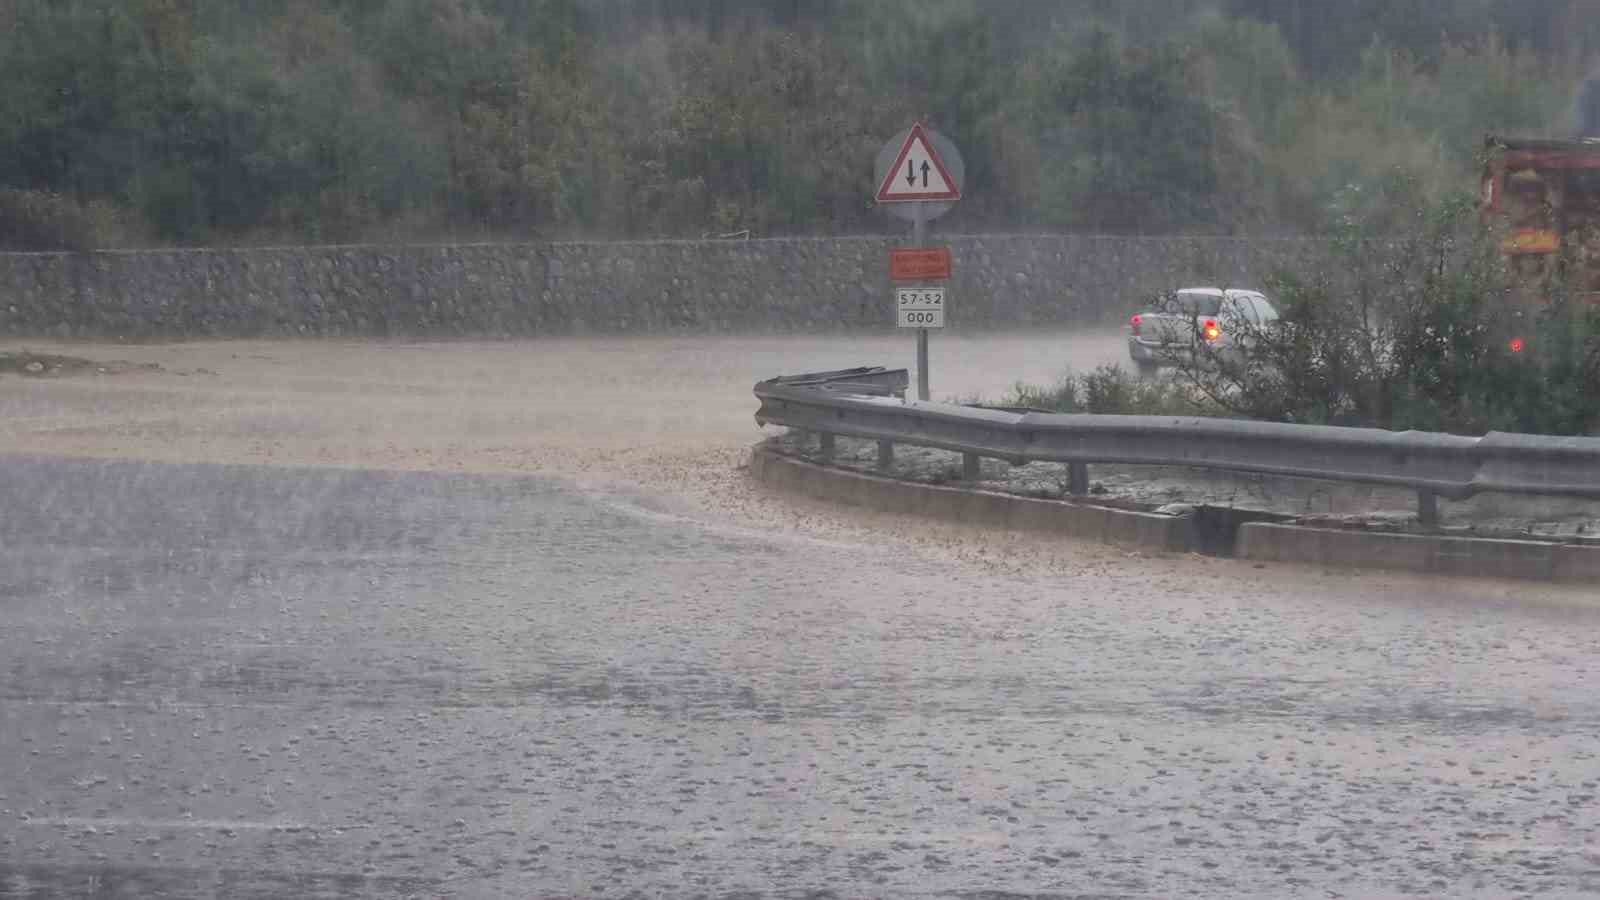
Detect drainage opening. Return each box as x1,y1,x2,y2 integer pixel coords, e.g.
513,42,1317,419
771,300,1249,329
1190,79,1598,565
1189,506,1295,557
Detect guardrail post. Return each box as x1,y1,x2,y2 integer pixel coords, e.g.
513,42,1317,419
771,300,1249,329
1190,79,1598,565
963,452,980,481
1417,488,1438,528
877,440,895,470
1068,462,1090,496
818,432,836,462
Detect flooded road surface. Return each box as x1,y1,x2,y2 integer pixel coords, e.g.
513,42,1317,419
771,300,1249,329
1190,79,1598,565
2,335,1599,897
0,332,1121,480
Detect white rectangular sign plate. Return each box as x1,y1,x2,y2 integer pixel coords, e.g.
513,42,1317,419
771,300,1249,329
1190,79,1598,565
896,286,945,328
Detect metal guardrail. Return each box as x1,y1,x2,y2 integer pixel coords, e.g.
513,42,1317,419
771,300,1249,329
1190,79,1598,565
764,366,911,397
754,367,1600,526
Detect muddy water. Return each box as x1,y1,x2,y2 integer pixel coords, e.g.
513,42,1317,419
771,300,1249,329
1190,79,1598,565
0,332,1128,562
5,334,1600,897
1,453,1593,899
0,331,1119,471
2,330,1594,576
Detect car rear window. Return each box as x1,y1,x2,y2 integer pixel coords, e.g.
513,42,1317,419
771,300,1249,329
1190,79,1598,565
1164,293,1222,316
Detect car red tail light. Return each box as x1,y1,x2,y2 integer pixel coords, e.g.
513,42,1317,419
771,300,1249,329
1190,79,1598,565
1509,336,1526,353
1202,319,1221,342
1130,313,1143,335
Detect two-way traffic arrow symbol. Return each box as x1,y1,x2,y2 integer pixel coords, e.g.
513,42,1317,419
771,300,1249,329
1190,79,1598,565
875,123,961,202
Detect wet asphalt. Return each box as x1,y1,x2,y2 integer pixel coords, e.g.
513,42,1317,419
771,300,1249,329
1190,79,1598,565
2,455,1599,898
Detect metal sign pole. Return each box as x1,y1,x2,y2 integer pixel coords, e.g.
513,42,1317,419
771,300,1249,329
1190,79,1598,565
874,122,960,403
913,202,929,401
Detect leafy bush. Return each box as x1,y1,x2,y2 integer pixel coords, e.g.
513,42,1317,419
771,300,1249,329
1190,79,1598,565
0,189,141,251
1164,190,1600,435
1005,364,1212,416
1,2,1597,244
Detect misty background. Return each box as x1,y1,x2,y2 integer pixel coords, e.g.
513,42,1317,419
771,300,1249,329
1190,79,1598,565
1,0,1597,250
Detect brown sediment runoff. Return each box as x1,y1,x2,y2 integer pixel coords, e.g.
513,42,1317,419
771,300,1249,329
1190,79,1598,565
0,333,1138,568
1,332,1596,594
0,350,164,378
0,333,1115,473
6,334,1600,899
0,334,1094,485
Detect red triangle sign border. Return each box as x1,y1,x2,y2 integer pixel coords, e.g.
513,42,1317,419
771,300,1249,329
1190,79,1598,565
876,123,961,203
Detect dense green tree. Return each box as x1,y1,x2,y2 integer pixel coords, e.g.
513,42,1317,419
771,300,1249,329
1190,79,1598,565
615,26,882,235
3,0,1600,247
1014,28,1222,232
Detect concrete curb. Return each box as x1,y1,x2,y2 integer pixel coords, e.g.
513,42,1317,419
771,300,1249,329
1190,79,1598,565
750,445,1193,552
1237,522,1600,583
750,443,1600,584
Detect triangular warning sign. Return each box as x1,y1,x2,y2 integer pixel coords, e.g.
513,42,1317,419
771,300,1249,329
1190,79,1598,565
876,124,961,202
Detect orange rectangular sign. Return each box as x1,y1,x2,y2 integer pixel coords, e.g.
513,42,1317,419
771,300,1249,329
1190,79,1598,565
1501,228,1561,255
890,247,952,281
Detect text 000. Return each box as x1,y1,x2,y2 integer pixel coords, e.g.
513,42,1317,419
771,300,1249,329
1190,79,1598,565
897,307,945,328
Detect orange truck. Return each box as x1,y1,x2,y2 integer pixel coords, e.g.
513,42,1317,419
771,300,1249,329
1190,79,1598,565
1481,135,1600,336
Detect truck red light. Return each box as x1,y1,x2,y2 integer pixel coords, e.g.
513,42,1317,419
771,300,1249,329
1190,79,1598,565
1130,314,1143,335
1202,319,1221,342
1509,336,1526,353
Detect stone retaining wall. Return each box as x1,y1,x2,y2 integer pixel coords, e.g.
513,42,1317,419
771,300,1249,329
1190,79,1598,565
0,235,1327,338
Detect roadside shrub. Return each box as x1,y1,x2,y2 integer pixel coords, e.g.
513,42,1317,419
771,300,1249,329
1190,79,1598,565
0,190,105,251
1165,188,1600,435
1004,364,1213,416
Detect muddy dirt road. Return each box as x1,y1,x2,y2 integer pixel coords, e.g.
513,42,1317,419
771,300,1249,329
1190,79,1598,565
2,335,1598,898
